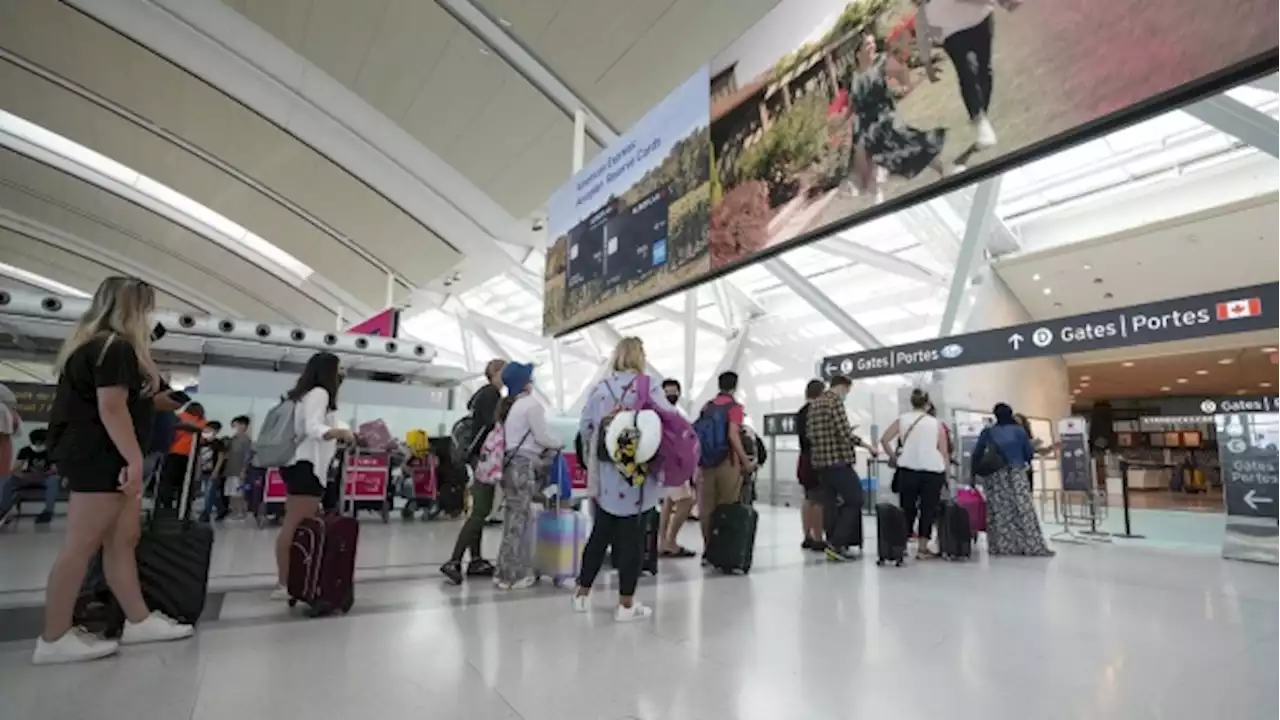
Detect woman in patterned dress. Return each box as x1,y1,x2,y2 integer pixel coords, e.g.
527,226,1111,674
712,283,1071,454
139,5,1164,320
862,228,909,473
971,403,1055,557
844,32,951,198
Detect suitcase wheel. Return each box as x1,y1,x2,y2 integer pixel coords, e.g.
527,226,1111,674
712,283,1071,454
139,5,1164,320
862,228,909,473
341,589,354,614
896,559,904,567
308,601,333,618
401,505,416,520
287,598,297,608
876,558,884,566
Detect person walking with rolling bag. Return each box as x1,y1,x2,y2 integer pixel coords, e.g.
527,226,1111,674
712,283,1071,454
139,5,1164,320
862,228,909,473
260,352,356,602
35,277,195,665
804,375,864,562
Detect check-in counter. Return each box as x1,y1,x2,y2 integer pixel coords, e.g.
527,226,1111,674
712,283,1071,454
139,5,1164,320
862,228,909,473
1128,465,1172,490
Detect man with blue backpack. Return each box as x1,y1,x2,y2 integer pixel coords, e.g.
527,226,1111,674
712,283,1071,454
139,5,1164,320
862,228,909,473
694,372,754,555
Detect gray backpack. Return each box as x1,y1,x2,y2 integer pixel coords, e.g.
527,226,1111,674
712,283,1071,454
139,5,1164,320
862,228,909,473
253,398,300,468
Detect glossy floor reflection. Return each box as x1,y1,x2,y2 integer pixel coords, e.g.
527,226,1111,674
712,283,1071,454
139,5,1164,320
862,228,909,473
0,507,1275,720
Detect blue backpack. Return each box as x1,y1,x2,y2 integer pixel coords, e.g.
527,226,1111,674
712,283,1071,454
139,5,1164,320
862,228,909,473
693,401,733,468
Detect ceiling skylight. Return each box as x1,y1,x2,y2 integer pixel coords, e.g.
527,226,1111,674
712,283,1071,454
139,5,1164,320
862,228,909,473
0,261,91,298
0,109,313,282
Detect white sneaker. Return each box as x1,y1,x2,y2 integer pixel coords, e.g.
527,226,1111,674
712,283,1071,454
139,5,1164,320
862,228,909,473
974,115,997,148
497,576,538,591
119,611,195,646
614,601,653,623
270,585,290,601
32,628,119,665
571,593,589,613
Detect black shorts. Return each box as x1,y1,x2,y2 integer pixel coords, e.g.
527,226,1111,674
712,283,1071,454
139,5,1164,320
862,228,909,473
282,461,325,498
60,462,125,494
803,484,824,502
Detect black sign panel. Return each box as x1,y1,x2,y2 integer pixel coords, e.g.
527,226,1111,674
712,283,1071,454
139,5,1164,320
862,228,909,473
762,413,799,437
6,382,56,423
1058,417,1093,492
1218,413,1279,519
565,219,601,291
820,283,1279,380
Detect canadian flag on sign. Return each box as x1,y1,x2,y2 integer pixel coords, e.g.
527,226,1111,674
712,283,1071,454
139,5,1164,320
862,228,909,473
1216,298,1262,321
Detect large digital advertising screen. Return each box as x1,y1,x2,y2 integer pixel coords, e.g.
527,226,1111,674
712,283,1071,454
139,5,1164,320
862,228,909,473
542,0,1277,336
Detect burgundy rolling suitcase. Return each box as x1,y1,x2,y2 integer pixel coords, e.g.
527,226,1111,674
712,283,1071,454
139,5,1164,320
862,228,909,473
287,448,359,617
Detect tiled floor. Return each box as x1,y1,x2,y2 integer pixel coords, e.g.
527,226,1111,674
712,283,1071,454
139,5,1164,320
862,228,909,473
0,507,1275,720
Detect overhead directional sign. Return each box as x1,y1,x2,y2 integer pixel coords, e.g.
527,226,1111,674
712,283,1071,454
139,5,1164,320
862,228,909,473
819,283,1279,380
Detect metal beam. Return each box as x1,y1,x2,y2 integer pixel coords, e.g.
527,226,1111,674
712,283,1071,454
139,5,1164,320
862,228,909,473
819,236,948,286
591,322,667,380
1250,74,1278,93
638,300,731,338
938,178,1001,337
693,324,754,409
762,258,882,350
464,318,554,408
461,310,598,363
1184,94,1280,158
722,281,767,319
435,0,617,147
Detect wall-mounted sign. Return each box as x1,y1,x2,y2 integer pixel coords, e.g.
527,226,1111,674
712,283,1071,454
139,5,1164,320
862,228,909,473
5,382,56,423
1218,411,1278,565
819,284,1278,380
762,412,799,437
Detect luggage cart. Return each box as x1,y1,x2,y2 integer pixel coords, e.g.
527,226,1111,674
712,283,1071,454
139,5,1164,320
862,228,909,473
343,446,392,522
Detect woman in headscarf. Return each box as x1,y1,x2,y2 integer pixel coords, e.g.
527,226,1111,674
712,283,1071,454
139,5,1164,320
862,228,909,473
971,403,1054,557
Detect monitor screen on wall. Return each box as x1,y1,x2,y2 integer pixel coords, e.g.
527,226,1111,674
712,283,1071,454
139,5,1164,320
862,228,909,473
541,0,1277,336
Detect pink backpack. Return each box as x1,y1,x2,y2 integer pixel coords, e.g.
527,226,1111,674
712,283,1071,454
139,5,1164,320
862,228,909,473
473,424,506,485
634,376,700,487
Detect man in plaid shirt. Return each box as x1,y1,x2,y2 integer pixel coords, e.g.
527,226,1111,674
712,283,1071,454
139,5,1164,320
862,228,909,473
803,375,864,561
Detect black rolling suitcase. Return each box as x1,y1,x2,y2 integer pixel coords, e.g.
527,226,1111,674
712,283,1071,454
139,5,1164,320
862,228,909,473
76,438,214,635
706,503,758,574
875,502,908,567
611,507,659,576
936,499,973,560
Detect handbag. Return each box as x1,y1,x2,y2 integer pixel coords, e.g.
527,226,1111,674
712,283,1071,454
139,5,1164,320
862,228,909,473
974,437,1008,477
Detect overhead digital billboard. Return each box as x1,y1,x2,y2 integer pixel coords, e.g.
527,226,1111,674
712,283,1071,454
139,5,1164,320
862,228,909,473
543,0,1277,336
542,67,712,335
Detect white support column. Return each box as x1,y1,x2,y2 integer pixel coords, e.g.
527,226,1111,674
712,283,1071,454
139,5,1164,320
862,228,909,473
573,109,588,172
683,290,697,414
335,306,344,332
550,339,566,413
1184,94,1280,158
693,324,754,409
762,258,882,350
938,178,1001,337
384,272,395,308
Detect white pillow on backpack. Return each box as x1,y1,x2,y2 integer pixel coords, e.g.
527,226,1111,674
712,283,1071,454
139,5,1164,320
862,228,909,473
604,409,661,465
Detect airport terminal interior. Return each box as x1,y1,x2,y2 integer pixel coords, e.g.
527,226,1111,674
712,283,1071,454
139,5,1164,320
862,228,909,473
0,1,1276,718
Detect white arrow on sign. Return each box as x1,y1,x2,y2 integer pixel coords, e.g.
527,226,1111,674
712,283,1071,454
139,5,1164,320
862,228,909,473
1244,489,1274,512
825,363,839,376
1008,333,1025,350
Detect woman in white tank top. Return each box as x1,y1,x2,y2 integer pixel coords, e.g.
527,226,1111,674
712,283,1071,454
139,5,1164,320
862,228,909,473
880,390,950,558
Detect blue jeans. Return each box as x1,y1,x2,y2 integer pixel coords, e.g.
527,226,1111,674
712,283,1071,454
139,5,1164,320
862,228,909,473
200,474,225,520
0,474,61,516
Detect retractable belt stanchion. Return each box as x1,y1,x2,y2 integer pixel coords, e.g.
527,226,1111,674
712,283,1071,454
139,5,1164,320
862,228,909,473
1115,459,1145,539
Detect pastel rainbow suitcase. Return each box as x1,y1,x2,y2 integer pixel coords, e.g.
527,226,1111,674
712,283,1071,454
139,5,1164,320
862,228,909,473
534,507,588,587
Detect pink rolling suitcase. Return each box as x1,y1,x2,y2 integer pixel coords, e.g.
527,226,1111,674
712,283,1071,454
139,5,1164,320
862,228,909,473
955,485,987,535
534,506,588,587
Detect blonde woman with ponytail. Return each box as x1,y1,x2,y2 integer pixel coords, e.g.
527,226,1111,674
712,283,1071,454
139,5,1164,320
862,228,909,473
34,277,194,665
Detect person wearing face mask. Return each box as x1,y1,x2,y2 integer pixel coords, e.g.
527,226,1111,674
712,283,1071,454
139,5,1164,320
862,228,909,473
802,375,864,561
197,421,229,523
657,379,696,558
0,428,62,526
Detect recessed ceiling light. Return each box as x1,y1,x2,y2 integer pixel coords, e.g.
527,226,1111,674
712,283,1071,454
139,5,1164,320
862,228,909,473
1043,287,1052,295
1103,292,1114,299
497,16,513,27
1053,302,1063,308
1080,375,1091,381
1261,382,1273,388
1092,277,1104,284
1083,263,1093,270
478,46,492,55
1071,388,1081,394
1218,358,1234,365
1032,273,1041,281
1195,369,1209,376
1263,347,1278,353
1160,386,1172,392
1176,378,1189,384
1121,361,1135,368
1080,383,1090,388
1237,389,1248,395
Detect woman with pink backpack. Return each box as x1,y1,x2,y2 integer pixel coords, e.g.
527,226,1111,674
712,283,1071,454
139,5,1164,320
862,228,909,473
572,337,697,622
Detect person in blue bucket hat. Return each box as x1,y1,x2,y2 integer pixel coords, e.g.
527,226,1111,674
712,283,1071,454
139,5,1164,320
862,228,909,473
494,361,562,590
